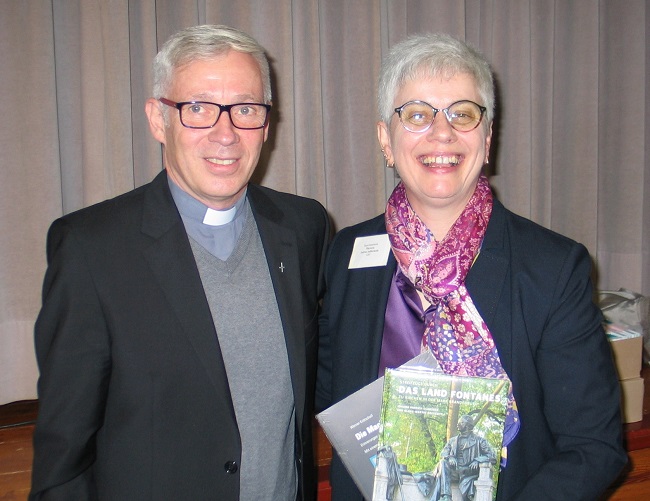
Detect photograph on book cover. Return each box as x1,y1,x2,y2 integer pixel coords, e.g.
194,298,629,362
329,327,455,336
373,368,509,501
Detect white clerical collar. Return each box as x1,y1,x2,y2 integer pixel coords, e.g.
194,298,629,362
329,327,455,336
203,205,237,226
167,175,246,227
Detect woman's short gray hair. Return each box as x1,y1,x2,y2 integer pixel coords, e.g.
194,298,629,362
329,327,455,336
152,24,272,103
377,33,494,125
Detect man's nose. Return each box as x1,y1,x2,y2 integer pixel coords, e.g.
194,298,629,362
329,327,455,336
208,110,238,143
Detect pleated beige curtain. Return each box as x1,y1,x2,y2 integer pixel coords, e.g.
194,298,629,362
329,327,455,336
1,0,648,404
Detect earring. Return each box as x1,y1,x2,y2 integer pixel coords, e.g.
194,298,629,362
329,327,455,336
381,148,394,168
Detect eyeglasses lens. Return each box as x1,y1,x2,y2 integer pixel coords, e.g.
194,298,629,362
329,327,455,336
446,101,483,131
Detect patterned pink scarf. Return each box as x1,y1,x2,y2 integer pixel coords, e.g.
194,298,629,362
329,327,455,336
385,175,519,458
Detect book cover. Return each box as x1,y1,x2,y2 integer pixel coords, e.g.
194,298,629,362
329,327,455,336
372,367,510,501
316,352,438,499
316,377,383,498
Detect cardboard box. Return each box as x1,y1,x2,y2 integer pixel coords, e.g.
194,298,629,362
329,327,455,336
620,377,644,423
608,332,643,381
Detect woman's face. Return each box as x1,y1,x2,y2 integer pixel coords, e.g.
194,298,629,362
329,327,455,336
378,73,492,220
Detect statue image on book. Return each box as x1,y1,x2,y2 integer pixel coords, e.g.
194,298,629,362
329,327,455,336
373,366,510,501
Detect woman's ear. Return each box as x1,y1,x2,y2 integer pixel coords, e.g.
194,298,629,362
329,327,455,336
484,122,493,164
377,121,394,167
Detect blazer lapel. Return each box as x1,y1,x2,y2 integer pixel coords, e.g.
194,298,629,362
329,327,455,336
139,172,232,398
466,199,510,364
247,186,307,423
364,255,396,378
354,218,397,380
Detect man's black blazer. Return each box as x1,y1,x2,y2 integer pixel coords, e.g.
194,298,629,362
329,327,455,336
31,170,329,500
317,199,626,500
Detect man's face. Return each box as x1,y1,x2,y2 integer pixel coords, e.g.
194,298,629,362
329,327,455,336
146,51,269,209
457,416,473,433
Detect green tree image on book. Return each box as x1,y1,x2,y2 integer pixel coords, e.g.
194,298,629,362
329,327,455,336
373,367,510,501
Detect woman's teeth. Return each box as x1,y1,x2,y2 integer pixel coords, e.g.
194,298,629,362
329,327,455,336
421,155,459,166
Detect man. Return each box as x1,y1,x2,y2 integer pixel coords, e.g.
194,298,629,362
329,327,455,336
30,24,329,501
379,446,402,500
438,415,495,501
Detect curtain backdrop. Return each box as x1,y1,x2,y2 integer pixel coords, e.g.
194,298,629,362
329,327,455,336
1,0,648,404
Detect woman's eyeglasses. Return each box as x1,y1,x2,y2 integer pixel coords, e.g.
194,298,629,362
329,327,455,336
394,100,486,133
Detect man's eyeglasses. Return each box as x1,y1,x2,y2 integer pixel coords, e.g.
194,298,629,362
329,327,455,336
159,98,271,130
394,100,486,133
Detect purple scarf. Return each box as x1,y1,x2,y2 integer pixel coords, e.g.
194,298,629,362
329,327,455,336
385,175,519,462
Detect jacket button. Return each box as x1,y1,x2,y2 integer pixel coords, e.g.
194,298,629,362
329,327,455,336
224,461,238,474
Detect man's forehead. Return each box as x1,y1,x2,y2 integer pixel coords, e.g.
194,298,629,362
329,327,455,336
169,53,263,99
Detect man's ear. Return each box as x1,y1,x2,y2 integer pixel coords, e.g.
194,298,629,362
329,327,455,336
262,101,272,142
261,120,270,143
145,98,166,144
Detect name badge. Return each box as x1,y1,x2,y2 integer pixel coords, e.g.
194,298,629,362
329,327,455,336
348,234,391,269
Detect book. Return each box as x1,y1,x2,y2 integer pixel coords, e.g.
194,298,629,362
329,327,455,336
372,366,510,501
316,377,383,497
316,352,438,499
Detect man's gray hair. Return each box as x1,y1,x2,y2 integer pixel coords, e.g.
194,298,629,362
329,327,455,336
377,33,494,125
152,24,272,103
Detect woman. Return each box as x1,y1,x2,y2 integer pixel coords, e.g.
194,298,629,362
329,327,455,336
316,33,626,500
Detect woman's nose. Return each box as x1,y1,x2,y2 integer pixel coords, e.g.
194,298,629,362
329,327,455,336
425,111,456,141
